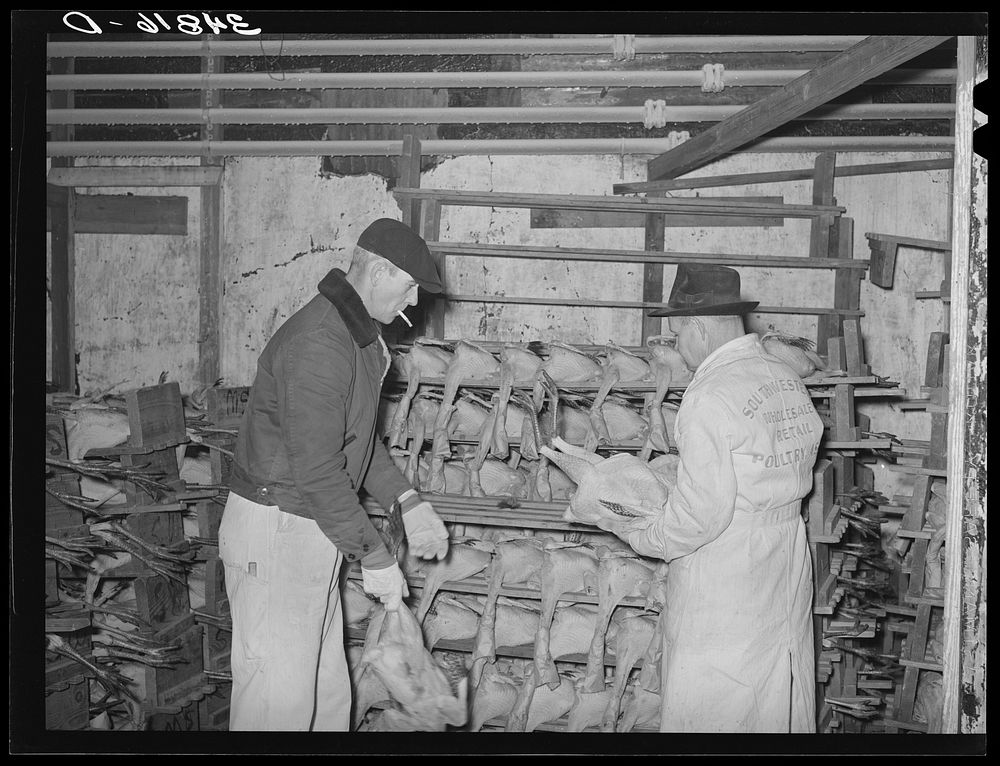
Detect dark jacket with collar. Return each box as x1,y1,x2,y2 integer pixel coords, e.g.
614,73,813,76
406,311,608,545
228,268,411,569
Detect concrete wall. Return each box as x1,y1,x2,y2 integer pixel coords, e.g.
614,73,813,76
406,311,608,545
47,150,952,496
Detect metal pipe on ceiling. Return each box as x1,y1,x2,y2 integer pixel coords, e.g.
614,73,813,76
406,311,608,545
45,68,957,91
46,103,957,125
46,136,955,158
46,35,871,58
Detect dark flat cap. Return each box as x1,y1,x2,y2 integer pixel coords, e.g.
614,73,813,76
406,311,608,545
648,262,759,317
357,218,443,293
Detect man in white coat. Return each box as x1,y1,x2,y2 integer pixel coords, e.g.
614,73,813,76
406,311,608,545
597,263,823,733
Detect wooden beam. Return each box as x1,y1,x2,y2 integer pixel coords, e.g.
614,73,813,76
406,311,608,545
426,242,869,270
45,194,189,235
646,36,953,180
46,165,223,187
443,294,862,316
530,201,784,228
394,187,844,218
612,159,955,194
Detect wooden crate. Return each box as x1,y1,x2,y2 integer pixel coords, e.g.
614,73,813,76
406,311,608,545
205,386,251,430
198,683,231,731
124,382,188,450
134,572,192,632
45,674,90,730
201,433,236,487
45,621,94,732
46,410,72,462
46,471,85,531
146,694,204,731
45,559,61,606
202,556,230,617
141,614,207,709
202,622,231,673
195,498,224,541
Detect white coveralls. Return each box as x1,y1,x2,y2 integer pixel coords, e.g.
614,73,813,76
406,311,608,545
625,333,823,733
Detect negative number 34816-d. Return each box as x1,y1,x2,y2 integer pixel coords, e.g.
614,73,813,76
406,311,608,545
62,12,262,36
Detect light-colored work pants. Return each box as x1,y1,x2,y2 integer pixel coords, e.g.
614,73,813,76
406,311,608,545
218,492,349,731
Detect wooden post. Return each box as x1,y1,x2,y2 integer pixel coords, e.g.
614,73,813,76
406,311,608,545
942,35,987,735
398,134,423,228
48,57,76,394
641,193,666,343
198,43,224,387
811,153,841,356
49,185,76,394
419,200,444,339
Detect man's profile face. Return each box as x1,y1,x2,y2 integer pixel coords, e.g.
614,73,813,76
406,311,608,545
668,316,702,371
371,264,419,324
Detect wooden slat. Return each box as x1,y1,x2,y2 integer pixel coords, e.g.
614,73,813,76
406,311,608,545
46,194,189,235
825,218,862,358
924,332,950,388
393,187,845,218
47,165,223,187
809,153,838,260
344,567,649,610
612,158,954,194
530,208,783,229
442,294,863,316
646,36,952,180
397,134,422,228
888,464,949,477
867,233,952,252
427,242,869,270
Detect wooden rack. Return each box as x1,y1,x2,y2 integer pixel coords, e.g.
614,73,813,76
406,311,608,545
880,329,949,734
44,382,227,730
388,143,911,734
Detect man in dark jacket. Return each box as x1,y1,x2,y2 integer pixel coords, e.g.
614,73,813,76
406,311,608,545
219,218,450,731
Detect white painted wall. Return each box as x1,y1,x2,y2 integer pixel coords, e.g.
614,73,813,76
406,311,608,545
47,150,952,498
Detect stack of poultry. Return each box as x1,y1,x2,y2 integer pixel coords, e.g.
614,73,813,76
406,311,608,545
349,332,835,731
381,333,830,503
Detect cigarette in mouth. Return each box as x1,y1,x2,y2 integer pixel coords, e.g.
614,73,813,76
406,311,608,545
397,310,413,328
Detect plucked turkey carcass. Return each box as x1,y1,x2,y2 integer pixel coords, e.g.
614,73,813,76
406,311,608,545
541,437,675,527
760,329,830,379
639,334,690,459
386,338,454,448
360,604,468,731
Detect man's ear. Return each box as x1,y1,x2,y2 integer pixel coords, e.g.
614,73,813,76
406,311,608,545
369,260,389,286
691,316,708,340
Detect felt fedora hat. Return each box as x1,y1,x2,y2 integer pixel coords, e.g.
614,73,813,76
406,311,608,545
648,263,759,317
357,218,444,293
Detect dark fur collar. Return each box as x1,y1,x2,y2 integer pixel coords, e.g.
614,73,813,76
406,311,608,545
317,268,378,347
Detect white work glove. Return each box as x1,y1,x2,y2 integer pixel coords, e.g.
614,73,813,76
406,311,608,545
398,489,449,561
361,561,409,612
